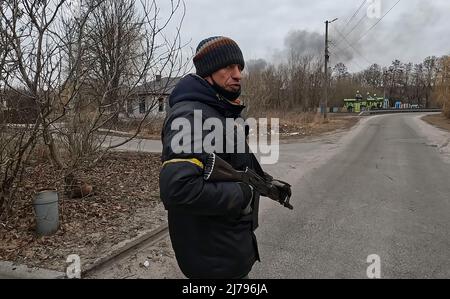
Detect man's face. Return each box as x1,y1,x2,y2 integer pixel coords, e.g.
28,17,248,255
206,64,243,92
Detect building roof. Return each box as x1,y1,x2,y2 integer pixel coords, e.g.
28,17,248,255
135,76,182,96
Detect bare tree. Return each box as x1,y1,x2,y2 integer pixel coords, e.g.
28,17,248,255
244,55,327,113
434,56,450,118
412,63,425,107
242,59,272,114
42,0,188,168
423,56,438,108
362,64,382,91
330,62,360,107
0,0,75,219
0,0,188,219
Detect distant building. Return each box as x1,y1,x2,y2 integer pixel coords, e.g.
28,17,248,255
344,91,385,113
124,75,182,119
0,90,39,124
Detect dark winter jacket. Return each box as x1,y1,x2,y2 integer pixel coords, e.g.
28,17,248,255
159,74,263,279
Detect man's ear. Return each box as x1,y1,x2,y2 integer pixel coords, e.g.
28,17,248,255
205,76,213,85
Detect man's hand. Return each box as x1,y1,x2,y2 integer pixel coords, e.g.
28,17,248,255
267,179,293,210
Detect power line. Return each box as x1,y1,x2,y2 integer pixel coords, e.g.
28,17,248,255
328,0,402,73
334,0,402,64
333,26,373,65
333,1,368,50
343,13,366,40
343,0,367,29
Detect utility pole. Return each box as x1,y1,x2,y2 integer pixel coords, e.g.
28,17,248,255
323,18,337,120
383,71,386,97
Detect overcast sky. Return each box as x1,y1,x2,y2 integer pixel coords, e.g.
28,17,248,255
166,0,450,72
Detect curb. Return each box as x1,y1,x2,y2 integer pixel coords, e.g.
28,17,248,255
0,225,169,279
0,261,65,279
82,224,169,277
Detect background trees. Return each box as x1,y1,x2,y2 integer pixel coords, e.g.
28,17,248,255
243,54,447,115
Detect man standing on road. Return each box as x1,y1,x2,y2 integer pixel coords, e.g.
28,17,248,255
159,36,291,279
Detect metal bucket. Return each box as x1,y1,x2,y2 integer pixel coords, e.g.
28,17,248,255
33,190,59,236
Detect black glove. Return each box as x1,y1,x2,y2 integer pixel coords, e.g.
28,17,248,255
267,179,293,210
238,182,254,215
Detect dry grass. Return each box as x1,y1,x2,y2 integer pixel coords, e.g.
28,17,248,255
251,110,360,139
109,118,164,140
422,113,450,132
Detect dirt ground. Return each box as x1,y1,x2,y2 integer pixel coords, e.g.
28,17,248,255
278,114,359,139
422,113,450,132
86,236,185,279
0,152,166,273
109,113,360,141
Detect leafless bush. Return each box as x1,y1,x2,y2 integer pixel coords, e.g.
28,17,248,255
0,0,188,219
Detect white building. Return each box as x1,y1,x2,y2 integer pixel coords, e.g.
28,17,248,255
124,75,181,119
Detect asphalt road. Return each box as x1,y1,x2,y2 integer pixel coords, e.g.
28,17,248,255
252,113,450,279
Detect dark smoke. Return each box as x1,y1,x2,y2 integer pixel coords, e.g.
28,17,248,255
246,59,268,73
271,29,355,65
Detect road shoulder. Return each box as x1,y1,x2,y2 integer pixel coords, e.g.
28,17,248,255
422,113,450,133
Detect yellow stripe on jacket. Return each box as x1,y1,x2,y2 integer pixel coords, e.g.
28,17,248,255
162,158,204,169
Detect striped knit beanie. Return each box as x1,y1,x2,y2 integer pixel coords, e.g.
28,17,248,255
193,36,245,78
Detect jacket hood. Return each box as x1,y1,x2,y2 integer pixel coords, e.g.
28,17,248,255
169,74,245,118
